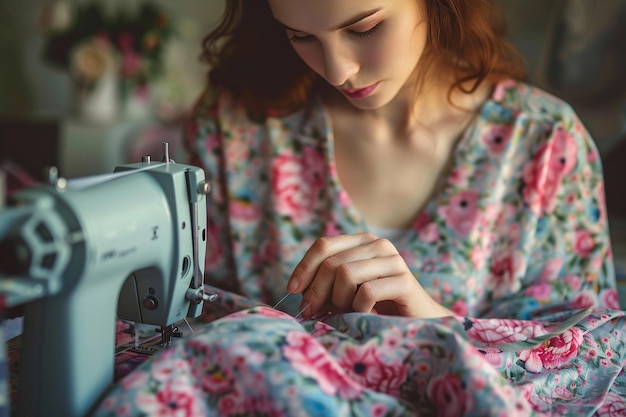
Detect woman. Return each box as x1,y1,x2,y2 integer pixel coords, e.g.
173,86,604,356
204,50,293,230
95,0,625,415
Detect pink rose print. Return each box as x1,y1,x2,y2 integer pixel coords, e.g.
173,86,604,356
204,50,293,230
428,374,469,417
337,188,352,208
340,344,409,398
538,258,563,282
370,403,389,417
230,199,262,224
282,331,361,399
522,126,577,215
525,283,552,301
600,288,621,310
470,242,490,270
487,250,525,296
309,320,335,338
150,357,190,383
573,230,595,257
587,146,600,163
136,384,205,417
519,327,584,373
302,146,326,188
225,136,251,166
413,211,431,231
483,124,513,155
492,79,517,102
218,387,245,416
437,190,481,237
466,318,547,346
418,222,440,243
563,275,582,291
450,299,468,316
184,342,234,394
448,166,472,187
201,365,233,393
324,221,343,237
477,346,504,367
484,204,519,248
272,148,325,224
553,386,574,400
596,392,626,417
399,249,417,269
570,291,598,310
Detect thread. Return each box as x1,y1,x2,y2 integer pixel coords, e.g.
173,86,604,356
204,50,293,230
272,292,292,309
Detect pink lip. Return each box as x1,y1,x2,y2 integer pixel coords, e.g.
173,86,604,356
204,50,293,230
341,82,379,99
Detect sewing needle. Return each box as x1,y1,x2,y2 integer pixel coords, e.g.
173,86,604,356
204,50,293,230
272,292,292,309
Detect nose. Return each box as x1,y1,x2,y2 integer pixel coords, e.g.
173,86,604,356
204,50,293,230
321,42,358,87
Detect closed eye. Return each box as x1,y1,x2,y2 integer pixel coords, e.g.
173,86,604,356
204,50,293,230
288,22,383,44
289,33,315,44
350,22,383,39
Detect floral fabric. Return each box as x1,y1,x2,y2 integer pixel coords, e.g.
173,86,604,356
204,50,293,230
93,80,626,416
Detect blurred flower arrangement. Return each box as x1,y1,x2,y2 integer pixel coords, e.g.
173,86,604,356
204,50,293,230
38,0,177,121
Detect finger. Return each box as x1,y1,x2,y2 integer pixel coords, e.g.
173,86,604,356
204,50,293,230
352,274,418,315
301,238,400,316
299,258,337,316
287,233,378,293
330,254,407,310
353,275,452,318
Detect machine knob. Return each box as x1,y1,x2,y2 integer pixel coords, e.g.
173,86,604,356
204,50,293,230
197,180,211,195
142,296,159,310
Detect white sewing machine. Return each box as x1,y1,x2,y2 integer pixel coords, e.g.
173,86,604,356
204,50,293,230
0,145,214,417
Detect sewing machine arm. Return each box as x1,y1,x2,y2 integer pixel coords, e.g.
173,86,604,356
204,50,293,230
0,158,211,417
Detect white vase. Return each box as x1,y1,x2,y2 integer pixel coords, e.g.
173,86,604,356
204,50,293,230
74,71,120,124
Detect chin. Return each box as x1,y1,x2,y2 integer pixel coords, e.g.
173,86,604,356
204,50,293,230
348,95,393,111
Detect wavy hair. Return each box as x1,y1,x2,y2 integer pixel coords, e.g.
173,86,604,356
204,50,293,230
201,0,526,115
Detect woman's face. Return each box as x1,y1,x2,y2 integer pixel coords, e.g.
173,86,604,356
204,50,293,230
267,0,428,110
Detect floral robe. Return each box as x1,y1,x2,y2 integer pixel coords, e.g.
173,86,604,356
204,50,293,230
93,80,626,416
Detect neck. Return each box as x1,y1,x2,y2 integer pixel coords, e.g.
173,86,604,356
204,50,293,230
387,67,492,133
322,66,488,141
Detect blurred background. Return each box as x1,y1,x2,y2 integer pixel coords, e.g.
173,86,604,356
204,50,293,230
0,0,224,184
0,0,625,301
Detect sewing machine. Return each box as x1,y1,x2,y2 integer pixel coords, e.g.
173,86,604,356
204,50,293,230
0,145,214,417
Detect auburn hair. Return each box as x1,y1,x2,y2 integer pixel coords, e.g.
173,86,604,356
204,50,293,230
201,0,527,115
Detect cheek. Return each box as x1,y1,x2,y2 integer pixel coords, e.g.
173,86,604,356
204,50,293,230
292,45,324,75
363,34,415,75
383,29,426,73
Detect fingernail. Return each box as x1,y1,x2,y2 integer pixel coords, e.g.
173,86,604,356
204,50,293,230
288,277,300,293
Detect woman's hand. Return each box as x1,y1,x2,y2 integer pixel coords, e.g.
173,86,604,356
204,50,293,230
287,233,453,319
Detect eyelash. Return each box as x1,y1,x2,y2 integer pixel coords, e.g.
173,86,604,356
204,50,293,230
289,22,383,44
354,22,382,39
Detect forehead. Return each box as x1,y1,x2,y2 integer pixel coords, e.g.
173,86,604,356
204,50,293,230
267,0,396,32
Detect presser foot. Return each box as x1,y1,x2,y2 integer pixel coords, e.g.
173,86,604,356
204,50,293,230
156,324,183,346
122,324,185,357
